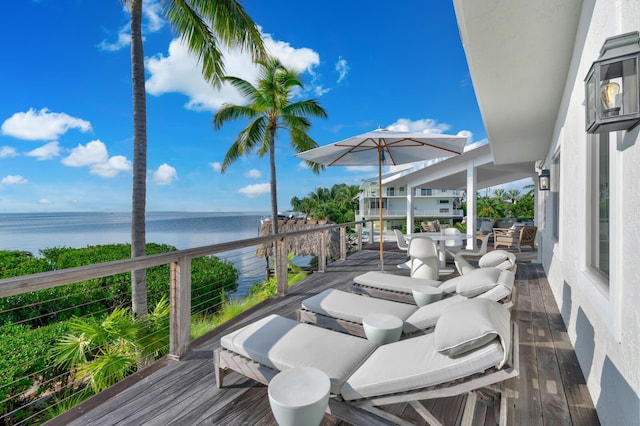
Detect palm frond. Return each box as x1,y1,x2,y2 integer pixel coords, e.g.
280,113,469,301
222,75,259,100
163,0,265,87
214,104,260,129
51,333,91,369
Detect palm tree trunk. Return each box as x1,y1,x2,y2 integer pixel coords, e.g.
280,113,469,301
269,128,278,235
130,0,148,319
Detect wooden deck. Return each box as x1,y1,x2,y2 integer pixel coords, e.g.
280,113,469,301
49,244,601,426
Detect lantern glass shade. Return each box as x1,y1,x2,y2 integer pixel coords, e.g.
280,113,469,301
585,32,640,133
538,169,550,191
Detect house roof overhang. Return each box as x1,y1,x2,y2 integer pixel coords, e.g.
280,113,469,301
452,0,584,165
381,143,535,191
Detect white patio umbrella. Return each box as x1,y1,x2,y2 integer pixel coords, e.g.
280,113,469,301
295,129,468,270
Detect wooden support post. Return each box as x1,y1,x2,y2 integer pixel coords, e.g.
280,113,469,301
356,222,363,251
319,231,327,272
276,237,288,294
340,226,347,260
169,257,191,360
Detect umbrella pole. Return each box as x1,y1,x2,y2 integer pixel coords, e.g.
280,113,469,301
378,147,384,271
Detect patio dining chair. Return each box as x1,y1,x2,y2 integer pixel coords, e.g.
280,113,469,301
393,228,409,253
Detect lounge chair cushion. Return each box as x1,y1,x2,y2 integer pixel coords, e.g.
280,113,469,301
302,289,417,324
220,314,377,394
403,295,465,333
353,271,441,294
477,269,515,302
479,250,513,269
434,299,511,367
341,321,504,400
452,267,502,297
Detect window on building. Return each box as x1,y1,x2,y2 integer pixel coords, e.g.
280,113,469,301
387,188,395,196
590,132,609,279
369,199,387,209
438,199,449,204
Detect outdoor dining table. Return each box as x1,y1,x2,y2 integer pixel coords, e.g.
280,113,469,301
406,231,467,269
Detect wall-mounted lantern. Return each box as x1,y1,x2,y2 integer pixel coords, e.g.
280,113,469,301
538,169,550,191
585,31,640,133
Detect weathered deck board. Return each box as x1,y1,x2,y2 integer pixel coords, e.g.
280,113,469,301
49,245,600,426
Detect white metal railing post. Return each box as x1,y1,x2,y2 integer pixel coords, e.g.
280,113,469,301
169,257,191,360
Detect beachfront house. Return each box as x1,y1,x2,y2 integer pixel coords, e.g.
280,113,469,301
452,0,640,424
356,172,464,232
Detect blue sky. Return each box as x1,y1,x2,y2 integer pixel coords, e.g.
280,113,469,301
0,0,521,213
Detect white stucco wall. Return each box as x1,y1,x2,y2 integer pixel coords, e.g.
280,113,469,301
540,1,640,424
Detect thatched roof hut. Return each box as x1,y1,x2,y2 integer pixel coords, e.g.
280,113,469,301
256,220,340,259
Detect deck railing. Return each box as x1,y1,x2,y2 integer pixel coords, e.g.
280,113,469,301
0,220,372,424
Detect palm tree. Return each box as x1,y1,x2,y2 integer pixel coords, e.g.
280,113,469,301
52,297,169,393
213,57,328,238
124,0,265,318
506,189,521,205
493,188,506,202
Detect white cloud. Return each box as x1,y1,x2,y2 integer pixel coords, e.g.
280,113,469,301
386,118,450,134
90,155,133,178
335,57,349,83
62,140,108,166
25,141,62,160
245,169,261,178
238,183,270,198
210,162,222,172
61,140,131,178
39,198,52,205
0,146,17,158
152,163,177,185
1,175,28,185
145,30,322,112
314,86,330,96
1,108,92,141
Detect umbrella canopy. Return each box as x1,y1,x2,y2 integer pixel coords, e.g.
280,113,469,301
295,129,468,270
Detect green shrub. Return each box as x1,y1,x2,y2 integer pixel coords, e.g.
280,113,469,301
0,321,69,420
0,244,239,327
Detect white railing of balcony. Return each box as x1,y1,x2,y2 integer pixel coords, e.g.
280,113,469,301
359,208,464,217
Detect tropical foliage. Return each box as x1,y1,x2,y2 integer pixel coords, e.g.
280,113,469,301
214,56,328,236
52,297,170,393
0,244,239,424
291,183,360,223
0,244,238,327
471,181,535,219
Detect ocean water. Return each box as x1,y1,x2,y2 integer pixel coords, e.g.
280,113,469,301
0,211,270,297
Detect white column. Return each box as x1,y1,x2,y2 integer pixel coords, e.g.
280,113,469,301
406,183,414,233
466,161,477,250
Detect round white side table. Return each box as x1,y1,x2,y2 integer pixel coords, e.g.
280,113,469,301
268,366,330,426
362,313,403,345
411,285,443,307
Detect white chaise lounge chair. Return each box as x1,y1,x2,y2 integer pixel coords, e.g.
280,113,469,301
299,268,515,338
352,261,514,304
215,299,519,426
